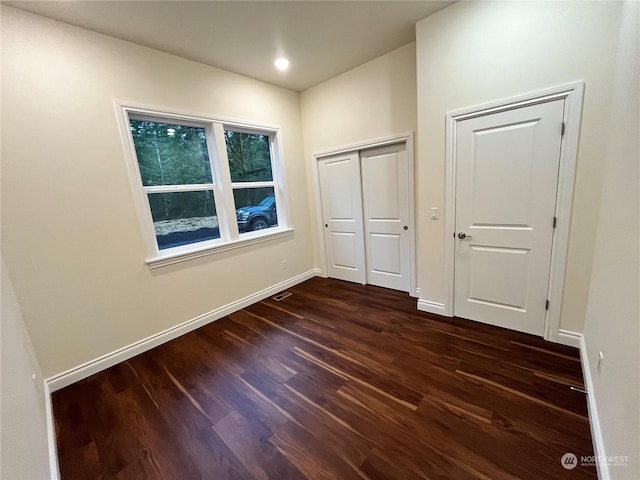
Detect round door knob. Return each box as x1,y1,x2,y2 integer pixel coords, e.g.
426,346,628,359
403,226,408,230
325,224,328,228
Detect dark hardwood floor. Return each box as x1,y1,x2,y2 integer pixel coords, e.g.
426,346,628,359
53,278,596,479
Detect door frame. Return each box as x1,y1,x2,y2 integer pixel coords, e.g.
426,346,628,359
442,82,585,343
312,132,418,297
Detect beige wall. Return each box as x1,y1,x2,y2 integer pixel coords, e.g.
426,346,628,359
300,43,417,263
416,1,622,332
301,42,417,154
1,6,315,378
582,2,640,478
1,259,51,479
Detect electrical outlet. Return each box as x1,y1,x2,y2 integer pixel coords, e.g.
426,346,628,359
281,260,288,270
597,351,604,372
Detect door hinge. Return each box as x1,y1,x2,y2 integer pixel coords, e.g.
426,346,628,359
545,300,550,310
561,122,566,136
553,216,557,229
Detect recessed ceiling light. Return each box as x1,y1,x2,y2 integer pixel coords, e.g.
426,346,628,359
274,57,289,72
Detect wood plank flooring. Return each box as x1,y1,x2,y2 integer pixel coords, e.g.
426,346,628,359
53,278,596,479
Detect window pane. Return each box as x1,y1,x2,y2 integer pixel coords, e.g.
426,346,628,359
148,191,220,250
225,130,273,182
234,187,278,232
130,120,212,186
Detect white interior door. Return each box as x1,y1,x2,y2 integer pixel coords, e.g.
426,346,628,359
361,143,410,291
454,99,564,335
318,153,366,284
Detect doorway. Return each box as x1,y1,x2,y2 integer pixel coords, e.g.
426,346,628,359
453,99,564,336
442,82,584,340
315,136,416,295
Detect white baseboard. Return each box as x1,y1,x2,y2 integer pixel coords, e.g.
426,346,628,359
545,330,607,479
45,268,320,392
416,298,448,316
556,328,582,348
578,333,609,480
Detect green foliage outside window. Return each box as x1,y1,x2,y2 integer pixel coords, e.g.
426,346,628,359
130,120,212,186
225,131,273,183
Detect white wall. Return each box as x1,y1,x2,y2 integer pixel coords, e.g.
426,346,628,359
1,6,315,378
1,259,51,480
582,2,640,478
300,43,417,264
416,1,623,333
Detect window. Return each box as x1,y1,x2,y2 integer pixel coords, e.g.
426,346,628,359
119,105,290,266
225,130,279,233
129,120,220,250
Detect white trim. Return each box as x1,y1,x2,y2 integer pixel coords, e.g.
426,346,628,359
311,132,418,297
45,268,320,392
405,133,418,298
417,299,447,316
114,99,281,133
313,132,415,160
270,130,291,234
578,333,609,480
142,184,214,194
146,228,294,269
311,148,328,279
442,81,585,338
543,83,585,343
211,122,237,242
556,329,582,349
231,181,276,189
44,381,60,480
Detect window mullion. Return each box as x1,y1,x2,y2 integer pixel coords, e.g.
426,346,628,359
230,181,275,189
142,184,214,194
271,132,288,229
210,122,239,240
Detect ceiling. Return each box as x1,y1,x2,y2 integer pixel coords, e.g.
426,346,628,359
4,1,454,91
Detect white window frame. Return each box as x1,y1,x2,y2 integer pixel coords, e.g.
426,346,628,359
115,101,292,269
225,126,282,237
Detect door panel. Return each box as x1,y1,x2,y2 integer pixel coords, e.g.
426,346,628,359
454,99,564,335
364,155,400,219
330,232,359,269
369,233,402,275
470,121,537,226
361,143,410,291
318,153,366,284
468,245,530,311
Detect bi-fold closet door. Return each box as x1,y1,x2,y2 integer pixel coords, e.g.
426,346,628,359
318,142,410,292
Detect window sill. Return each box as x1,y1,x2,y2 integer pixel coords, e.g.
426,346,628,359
146,227,294,269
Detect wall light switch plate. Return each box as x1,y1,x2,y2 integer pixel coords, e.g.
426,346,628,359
430,207,438,219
